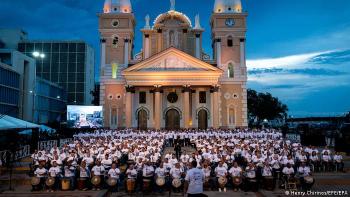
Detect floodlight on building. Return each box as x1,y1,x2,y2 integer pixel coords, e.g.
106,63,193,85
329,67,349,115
29,90,33,93
57,96,61,99
32,51,40,57
39,53,45,58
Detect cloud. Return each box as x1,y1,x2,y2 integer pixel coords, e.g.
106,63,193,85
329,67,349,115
248,68,347,76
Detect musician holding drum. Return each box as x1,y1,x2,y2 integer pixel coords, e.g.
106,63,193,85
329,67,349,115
244,162,257,192
91,160,105,190
170,162,184,192
228,161,242,191
63,160,76,191
32,164,47,191
262,161,274,190
47,161,61,192
155,162,167,193
126,164,137,193
282,163,295,188
107,163,120,192
298,162,314,191
214,161,228,192
77,161,91,190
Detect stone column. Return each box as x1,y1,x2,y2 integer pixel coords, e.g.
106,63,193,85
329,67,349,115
100,38,106,75
195,34,201,59
144,34,150,59
124,39,129,66
125,86,134,128
157,29,162,53
154,86,162,130
215,38,221,67
240,38,246,67
211,86,220,128
183,86,191,128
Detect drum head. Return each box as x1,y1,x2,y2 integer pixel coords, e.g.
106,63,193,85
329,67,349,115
156,177,165,186
218,177,227,185
91,176,101,185
172,178,181,188
107,178,117,186
46,177,55,186
31,177,40,186
304,176,313,183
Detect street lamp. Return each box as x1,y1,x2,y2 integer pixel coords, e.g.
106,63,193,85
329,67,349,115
32,51,45,59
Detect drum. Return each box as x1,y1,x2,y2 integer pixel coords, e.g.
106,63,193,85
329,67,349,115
218,177,227,188
61,178,70,191
264,176,275,191
126,179,136,192
304,176,314,184
31,177,41,186
91,176,101,186
156,177,165,186
143,179,151,191
107,178,118,187
172,178,182,188
77,178,86,190
45,177,55,187
232,176,242,186
204,177,210,188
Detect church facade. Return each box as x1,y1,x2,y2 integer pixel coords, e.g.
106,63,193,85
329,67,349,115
99,0,248,130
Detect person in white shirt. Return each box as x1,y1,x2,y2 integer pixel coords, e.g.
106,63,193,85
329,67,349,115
48,161,61,191
322,151,332,171
64,161,76,190
170,163,184,192
229,162,242,191
282,163,295,186
91,161,105,190
244,163,257,192
309,151,320,172
33,164,47,191
78,161,90,191
298,162,314,191
214,161,227,192
184,160,205,197
155,162,167,192
334,152,344,172
108,163,120,192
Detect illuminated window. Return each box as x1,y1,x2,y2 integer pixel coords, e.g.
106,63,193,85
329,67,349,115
228,63,234,78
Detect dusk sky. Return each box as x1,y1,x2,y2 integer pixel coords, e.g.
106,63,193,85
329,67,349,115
1,0,349,117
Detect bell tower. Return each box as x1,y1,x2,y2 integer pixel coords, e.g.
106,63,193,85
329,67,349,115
98,0,136,129
210,0,248,128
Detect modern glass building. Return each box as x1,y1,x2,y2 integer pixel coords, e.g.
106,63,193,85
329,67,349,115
0,65,20,117
18,41,95,105
34,78,67,124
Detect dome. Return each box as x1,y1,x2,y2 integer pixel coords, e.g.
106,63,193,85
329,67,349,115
104,0,132,13
213,0,242,13
153,10,192,28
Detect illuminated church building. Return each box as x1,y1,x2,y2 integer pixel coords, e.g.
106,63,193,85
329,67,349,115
99,0,248,130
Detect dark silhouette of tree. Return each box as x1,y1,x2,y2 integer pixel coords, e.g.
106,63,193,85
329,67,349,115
247,89,288,124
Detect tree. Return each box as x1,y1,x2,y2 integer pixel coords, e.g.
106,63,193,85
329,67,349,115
247,89,288,125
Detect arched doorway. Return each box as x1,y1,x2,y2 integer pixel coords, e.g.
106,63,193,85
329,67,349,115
165,109,180,130
198,109,208,130
137,109,147,130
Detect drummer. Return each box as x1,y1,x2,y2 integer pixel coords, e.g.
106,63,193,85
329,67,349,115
142,161,154,191
107,163,120,192
91,160,105,190
214,161,227,192
78,161,90,190
170,162,184,192
244,162,257,192
282,163,295,187
48,161,61,191
229,161,242,191
33,164,47,191
126,164,137,192
298,162,314,190
155,162,167,192
63,161,76,190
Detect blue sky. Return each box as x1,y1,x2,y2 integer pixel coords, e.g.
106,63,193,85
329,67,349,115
0,0,349,117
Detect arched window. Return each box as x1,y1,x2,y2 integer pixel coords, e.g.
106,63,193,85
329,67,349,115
169,30,175,46
112,35,119,48
228,63,234,78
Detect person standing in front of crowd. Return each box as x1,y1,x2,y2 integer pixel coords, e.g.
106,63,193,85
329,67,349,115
214,161,227,192
184,160,207,197
108,163,120,192
33,164,47,191
334,152,344,172
64,160,76,190
91,160,105,190
48,161,61,192
297,162,314,191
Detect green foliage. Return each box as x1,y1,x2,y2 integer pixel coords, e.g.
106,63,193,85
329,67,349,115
247,89,288,123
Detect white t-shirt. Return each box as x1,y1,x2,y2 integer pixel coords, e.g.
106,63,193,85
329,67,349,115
126,168,138,179
35,168,47,177
92,165,105,176
185,168,204,194
170,167,183,178
49,166,61,177
108,168,121,178
229,166,242,177
215,166,227,177
155,167,166,177
282,167,294,175
143,165,154,177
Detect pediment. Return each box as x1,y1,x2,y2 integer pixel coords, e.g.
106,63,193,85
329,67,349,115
123,47,222,73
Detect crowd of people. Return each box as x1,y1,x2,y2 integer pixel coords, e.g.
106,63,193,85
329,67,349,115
30,128,345,195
